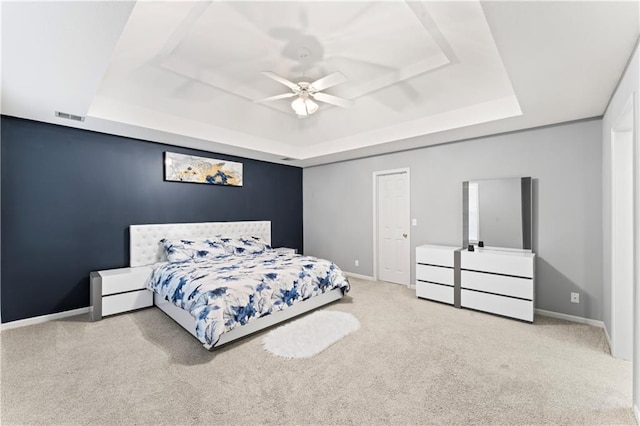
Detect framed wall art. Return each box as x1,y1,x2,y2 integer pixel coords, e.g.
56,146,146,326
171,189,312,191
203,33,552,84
164,152,243,187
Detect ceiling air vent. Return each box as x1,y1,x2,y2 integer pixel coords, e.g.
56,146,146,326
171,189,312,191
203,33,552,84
55,111,85,122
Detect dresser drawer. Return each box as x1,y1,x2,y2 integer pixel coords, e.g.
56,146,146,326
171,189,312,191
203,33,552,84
460,250,534,278
461,270,533,300
461,289,533,322
415,245,458,267
416,282,454,305
416,264,454,285
102,290,153,317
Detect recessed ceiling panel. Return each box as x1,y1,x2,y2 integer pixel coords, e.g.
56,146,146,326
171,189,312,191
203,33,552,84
89,0,523,158
159,1,453,114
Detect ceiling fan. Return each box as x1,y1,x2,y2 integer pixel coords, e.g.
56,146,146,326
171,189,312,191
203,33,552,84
255,71,354,117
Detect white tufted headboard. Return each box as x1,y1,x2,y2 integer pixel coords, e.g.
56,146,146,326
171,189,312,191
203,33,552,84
130,221,271,267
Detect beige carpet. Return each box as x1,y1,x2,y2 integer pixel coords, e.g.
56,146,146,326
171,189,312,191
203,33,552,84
0,278,635,425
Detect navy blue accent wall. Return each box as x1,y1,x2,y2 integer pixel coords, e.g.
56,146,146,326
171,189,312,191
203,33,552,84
0,116,303,323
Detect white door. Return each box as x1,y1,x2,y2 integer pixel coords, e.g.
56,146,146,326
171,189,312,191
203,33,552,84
376,169,410,286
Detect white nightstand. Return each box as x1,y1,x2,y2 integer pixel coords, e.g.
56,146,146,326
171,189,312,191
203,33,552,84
90,266,153,321
273,247,297,255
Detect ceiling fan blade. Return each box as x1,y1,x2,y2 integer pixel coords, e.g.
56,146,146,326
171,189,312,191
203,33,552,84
261,71,299,91
309,72,347,92
254,93,297,103
311,92,354,108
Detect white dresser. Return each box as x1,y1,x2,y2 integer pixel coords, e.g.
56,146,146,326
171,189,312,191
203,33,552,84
90,266,153,321
460,248,535,322
415,244,460,305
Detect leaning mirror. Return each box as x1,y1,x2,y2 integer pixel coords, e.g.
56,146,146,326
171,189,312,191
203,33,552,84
463,177,532,250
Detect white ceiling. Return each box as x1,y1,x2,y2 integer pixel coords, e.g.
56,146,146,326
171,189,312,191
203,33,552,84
2,1,638,167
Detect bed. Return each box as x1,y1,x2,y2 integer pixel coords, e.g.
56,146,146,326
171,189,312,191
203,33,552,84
130,221,350,350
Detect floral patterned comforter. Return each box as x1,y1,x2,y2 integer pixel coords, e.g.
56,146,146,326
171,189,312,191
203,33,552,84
146,251,350,346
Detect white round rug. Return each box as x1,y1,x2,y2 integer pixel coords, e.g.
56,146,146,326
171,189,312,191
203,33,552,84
262,310,360,359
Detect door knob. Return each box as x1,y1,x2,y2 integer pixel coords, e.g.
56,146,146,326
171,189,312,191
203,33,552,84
402,233,408,238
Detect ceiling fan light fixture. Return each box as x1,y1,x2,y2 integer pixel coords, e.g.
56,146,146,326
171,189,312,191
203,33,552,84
291,96,318,117
259,71,350,117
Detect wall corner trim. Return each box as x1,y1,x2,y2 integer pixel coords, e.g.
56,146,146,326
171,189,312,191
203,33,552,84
603,323,613,355
634,403,639,425
535,308,604,328
1,307,90,331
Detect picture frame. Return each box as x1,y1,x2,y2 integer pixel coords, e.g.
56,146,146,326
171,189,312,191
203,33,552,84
164,152,243,187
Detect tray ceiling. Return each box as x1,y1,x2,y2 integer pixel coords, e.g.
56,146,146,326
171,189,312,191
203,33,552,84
2,1,638,167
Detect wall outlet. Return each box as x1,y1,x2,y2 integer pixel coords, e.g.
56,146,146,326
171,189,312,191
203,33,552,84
411,218,417,226
571,292,580,303
354,260,359,267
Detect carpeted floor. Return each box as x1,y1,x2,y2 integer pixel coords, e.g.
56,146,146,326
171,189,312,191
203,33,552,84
0,278,635,425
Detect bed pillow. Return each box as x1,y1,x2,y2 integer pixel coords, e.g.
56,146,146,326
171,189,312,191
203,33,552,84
219,236,272,256
161,238,228,263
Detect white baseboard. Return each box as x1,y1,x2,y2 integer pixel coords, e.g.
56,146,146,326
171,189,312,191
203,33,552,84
344,272,375,281
634,403,639,425
535,308,604,328
1,307,90,331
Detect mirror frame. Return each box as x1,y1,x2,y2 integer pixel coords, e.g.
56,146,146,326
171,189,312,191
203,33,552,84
462,177,532,250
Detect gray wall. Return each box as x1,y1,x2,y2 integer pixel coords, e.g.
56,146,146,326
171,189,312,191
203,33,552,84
304,118,603,320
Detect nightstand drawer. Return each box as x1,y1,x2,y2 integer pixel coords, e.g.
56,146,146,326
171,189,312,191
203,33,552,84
102,290,153,317
416,264,454,285
100,267,152,295
416,281,454,305
273,247,297,255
